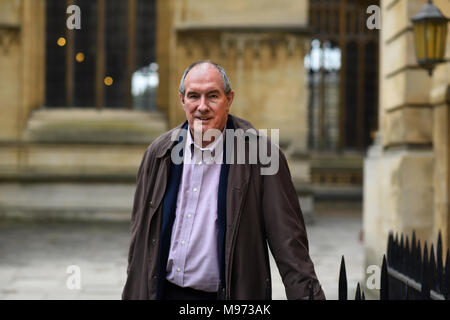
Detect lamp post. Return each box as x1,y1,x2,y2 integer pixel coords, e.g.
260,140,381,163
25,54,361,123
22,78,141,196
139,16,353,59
411,0,449,76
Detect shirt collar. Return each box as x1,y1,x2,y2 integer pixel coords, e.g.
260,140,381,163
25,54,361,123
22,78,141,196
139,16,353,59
186,125,225,160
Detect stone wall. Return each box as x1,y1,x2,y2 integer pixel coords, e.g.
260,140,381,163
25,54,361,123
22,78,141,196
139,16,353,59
0,0,45,140
0,0,168,220
173,0,308,27
431,0,450,261
363,0,450,297
159,0,310,151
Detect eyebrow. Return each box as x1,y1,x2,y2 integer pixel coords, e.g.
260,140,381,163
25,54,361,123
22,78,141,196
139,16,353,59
207,90,220,95
186,89,221,96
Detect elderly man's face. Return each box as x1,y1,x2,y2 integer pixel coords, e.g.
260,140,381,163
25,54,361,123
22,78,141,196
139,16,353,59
180,63,234,142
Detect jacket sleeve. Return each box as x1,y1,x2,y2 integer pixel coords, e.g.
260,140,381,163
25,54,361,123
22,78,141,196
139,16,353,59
262,148,326,300
126,146,153,275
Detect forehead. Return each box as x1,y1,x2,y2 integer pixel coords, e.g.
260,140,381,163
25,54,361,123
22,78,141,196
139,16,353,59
184,64,224,92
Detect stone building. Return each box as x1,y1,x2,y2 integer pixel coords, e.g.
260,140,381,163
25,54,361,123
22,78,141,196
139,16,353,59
0,0,317,220
0,0,379,221
363,0,450,293
0,0,165,219
1,0,448,299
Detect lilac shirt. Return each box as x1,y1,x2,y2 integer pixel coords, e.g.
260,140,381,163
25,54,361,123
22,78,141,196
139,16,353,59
165,127,224,292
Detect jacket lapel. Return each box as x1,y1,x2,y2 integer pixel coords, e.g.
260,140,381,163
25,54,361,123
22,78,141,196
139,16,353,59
225,148,251,297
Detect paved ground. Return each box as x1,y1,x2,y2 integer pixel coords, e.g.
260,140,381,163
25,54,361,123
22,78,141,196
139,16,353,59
271,207,365,300
0,204,364,300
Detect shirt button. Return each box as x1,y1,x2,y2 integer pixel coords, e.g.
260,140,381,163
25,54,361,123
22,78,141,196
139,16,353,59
198,161,202,165
181,240,186,245
193,188,198,192
187,214,192,218
176,268,181,272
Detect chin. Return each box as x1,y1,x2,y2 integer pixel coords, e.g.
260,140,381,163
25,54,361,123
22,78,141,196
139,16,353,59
201,126,213,134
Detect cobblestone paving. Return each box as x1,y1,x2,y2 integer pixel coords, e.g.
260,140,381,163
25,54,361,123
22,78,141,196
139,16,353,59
0,207,363,300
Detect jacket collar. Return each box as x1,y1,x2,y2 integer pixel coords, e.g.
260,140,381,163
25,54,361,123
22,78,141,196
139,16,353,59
155,121,188,159
154,114,257,159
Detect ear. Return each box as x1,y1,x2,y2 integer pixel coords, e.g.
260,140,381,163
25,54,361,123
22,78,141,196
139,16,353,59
179,93,185,106
226,90,235,110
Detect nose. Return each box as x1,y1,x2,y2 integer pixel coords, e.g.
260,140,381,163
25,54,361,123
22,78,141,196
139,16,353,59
197,95,208,112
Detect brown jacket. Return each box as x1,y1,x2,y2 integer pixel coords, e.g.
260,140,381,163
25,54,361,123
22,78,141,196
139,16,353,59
122,115,325,300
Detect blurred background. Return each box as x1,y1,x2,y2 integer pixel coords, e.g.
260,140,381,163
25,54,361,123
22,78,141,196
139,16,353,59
0,0,448,300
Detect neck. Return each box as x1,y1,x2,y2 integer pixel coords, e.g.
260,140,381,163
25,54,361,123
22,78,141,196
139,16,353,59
189,124,226,149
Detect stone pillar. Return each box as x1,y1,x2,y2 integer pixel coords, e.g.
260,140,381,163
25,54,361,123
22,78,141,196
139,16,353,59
363,0,450,297
431,0,450,254
156,0,174,114
0,0,45,141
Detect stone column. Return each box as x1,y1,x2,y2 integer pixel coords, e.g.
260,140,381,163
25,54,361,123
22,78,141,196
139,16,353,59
363,0,450,296
156,0,174,114
431,0,450,254
0,0,45,142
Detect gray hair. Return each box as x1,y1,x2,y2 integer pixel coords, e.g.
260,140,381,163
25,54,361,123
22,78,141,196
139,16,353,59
179,60,232,96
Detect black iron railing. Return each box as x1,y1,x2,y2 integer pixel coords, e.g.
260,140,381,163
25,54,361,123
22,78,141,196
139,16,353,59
386,231,450,300
308,231,450,300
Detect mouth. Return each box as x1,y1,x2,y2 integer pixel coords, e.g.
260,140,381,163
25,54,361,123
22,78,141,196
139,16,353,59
195,116,212,122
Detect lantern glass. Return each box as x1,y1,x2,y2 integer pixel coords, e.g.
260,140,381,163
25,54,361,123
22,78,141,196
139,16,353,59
426,20,437,60
411,0,449,74
413,21,426,62
435,20,448,61
413,18,448,67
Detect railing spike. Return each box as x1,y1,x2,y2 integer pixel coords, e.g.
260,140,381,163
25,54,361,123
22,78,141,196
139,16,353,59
399,234,404,273
405,281,410,300
411,232,417,281
362,291,366,300
405,235,410,277
444,249,450,300
430,244,437,292
394,233,399,269
380,254,389,300
355,282,361,300
416,239,422,282
421,242,430,300
437,231,443,293
338,255,347,300
387,232,394,267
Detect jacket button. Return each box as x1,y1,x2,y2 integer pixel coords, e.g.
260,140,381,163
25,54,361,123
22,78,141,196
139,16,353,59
149,201,153,207
152,239,156,245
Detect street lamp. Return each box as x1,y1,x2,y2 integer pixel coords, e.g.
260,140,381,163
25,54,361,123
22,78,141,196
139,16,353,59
411,0,449,76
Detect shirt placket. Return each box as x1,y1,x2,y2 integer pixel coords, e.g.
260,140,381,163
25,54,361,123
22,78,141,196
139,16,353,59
175,148,204,285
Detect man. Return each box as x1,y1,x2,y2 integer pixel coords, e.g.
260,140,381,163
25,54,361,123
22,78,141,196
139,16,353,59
122,60,325,300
